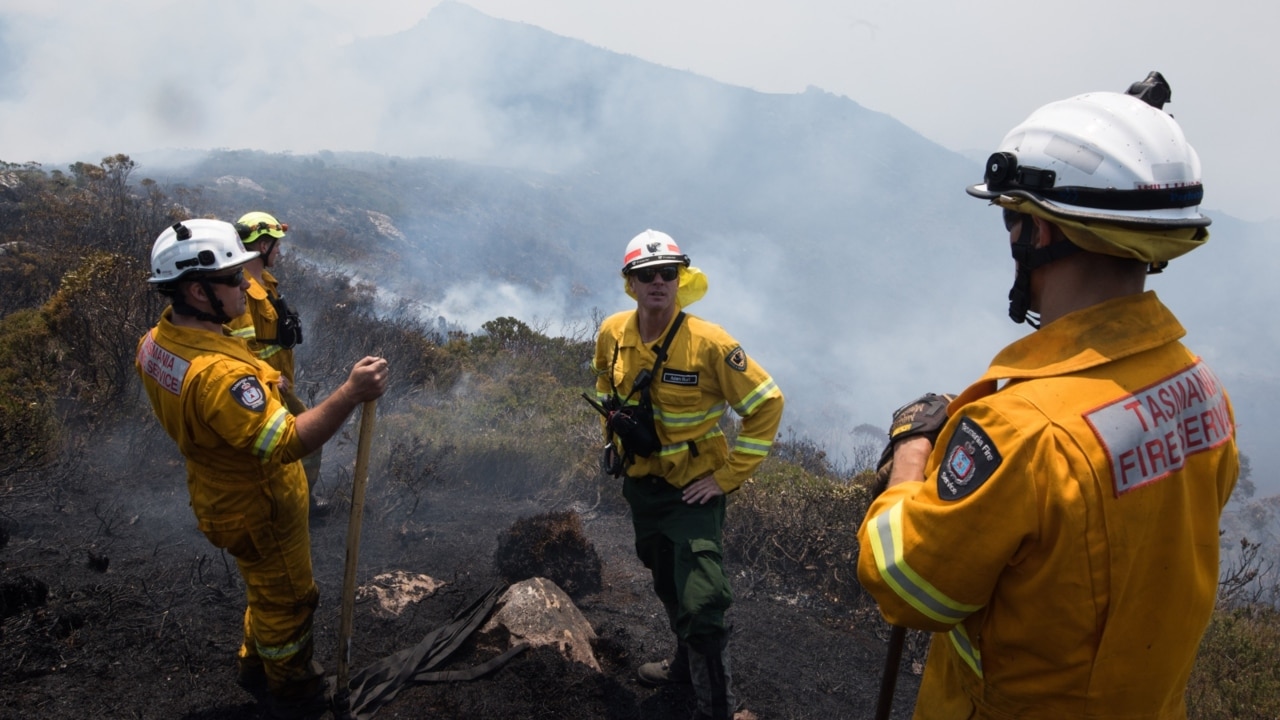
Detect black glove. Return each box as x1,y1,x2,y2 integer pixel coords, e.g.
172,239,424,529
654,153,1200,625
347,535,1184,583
873,393,956,496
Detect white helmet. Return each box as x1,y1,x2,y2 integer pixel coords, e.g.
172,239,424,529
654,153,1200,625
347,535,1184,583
967,72,1208,227
148,219,259,284
621,229,691,276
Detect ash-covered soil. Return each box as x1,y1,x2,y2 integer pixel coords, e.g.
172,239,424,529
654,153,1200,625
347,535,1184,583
0,423,920,719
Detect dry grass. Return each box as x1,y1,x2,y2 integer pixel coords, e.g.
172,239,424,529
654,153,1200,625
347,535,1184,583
725,456,875,611
1187,604,1280,719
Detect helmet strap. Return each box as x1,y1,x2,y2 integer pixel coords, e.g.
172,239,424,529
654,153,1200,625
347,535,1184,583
259,238,278,267
172,279,234,325
1007,216,1081,328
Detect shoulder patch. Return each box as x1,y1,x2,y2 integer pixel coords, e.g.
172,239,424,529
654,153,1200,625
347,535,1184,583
937,417,1002,501
725,346,748,372
230,376,268,412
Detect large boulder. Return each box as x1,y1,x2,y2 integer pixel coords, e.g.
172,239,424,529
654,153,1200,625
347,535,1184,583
480,577,600,672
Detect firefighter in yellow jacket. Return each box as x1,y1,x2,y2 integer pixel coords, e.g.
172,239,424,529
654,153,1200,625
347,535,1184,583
136,219,388,719
857,73,1239,719
592,230,783,720
227,211,325,513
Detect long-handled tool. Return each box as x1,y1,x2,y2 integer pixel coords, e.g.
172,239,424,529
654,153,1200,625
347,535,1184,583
334,400,378,716
875,624,907,720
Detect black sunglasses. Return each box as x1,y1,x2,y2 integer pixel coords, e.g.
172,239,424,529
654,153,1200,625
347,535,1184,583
203,269,245,287
1003,208,1026,232
631,265,680,283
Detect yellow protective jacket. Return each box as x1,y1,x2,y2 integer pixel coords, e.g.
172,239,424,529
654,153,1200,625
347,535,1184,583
858,292,1238,719
592,309,784,493
136,307,310,553
228,270,296,385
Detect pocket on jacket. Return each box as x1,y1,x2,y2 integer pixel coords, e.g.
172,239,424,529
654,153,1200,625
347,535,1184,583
198,513,262,563
656,384,702,410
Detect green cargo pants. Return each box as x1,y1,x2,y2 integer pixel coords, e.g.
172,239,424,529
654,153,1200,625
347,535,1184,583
623,475,733,643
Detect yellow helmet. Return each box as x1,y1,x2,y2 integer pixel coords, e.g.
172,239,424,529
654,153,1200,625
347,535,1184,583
235,211,288,245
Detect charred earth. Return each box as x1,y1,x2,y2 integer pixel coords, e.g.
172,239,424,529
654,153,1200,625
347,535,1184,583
0,422,919,720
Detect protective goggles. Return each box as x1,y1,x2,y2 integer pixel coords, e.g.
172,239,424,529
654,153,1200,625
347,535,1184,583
630,265,680,283
1003,208,1025,231
202,269,245,287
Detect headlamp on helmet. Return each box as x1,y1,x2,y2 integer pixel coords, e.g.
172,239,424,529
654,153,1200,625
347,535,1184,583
967,71,1209,228
235,211,288,245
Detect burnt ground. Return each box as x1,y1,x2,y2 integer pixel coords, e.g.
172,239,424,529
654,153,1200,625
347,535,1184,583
0,422,922,720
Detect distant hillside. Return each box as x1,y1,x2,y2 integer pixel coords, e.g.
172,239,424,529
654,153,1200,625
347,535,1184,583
130,1,1280,500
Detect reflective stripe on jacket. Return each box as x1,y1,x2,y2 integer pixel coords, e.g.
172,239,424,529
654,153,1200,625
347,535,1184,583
135,308,308,531
593,309,784,492
227,270,295,384
857,291,1239,719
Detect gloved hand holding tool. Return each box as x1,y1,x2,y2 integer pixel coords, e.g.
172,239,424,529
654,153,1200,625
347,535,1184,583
872,391,954,720
872,392,956,497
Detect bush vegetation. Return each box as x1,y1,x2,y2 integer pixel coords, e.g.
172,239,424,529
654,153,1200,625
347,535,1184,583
0,155,1277,717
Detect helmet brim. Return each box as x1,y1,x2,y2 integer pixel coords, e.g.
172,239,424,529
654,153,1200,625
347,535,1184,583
621,256,689,276
967,184,1211,228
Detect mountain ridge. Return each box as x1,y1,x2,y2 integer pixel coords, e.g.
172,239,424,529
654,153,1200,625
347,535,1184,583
131,2,1280,496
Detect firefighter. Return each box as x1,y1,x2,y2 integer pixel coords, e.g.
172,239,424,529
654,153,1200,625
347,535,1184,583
857,73,1240,718
592,230,784,720
136,219,388,719
227,211,326,515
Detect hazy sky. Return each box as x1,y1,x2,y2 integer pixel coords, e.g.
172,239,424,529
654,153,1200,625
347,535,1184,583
1,0,1275,222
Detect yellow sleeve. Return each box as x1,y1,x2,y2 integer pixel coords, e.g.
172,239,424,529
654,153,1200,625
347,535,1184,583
857,403,1039,631
707,338,784,493
196,359,307,464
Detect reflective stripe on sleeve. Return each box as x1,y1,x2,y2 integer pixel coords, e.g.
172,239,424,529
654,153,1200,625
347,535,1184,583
732,435,773,457
948,623,984,678
733,378,779,415
252,407,289,462
868,501,983,624
257,344,283,360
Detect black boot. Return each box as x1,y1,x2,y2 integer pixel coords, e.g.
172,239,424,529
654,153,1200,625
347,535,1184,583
688,632,734,720
636,639,691,687
235,657,268,699
266,660,328,720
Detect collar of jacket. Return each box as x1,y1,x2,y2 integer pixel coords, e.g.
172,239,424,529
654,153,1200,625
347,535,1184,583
622,308,687,350
245,270,278,301
156,306,276,373
983,290,1185,383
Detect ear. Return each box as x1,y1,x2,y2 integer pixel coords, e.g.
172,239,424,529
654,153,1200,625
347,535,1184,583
1031,215,1059,249
183,280,210,306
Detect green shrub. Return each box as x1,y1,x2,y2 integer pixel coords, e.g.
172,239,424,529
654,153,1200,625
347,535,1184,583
0,309,60,479
725,456,875,608
1187,604,1280,719
41,251,160,418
